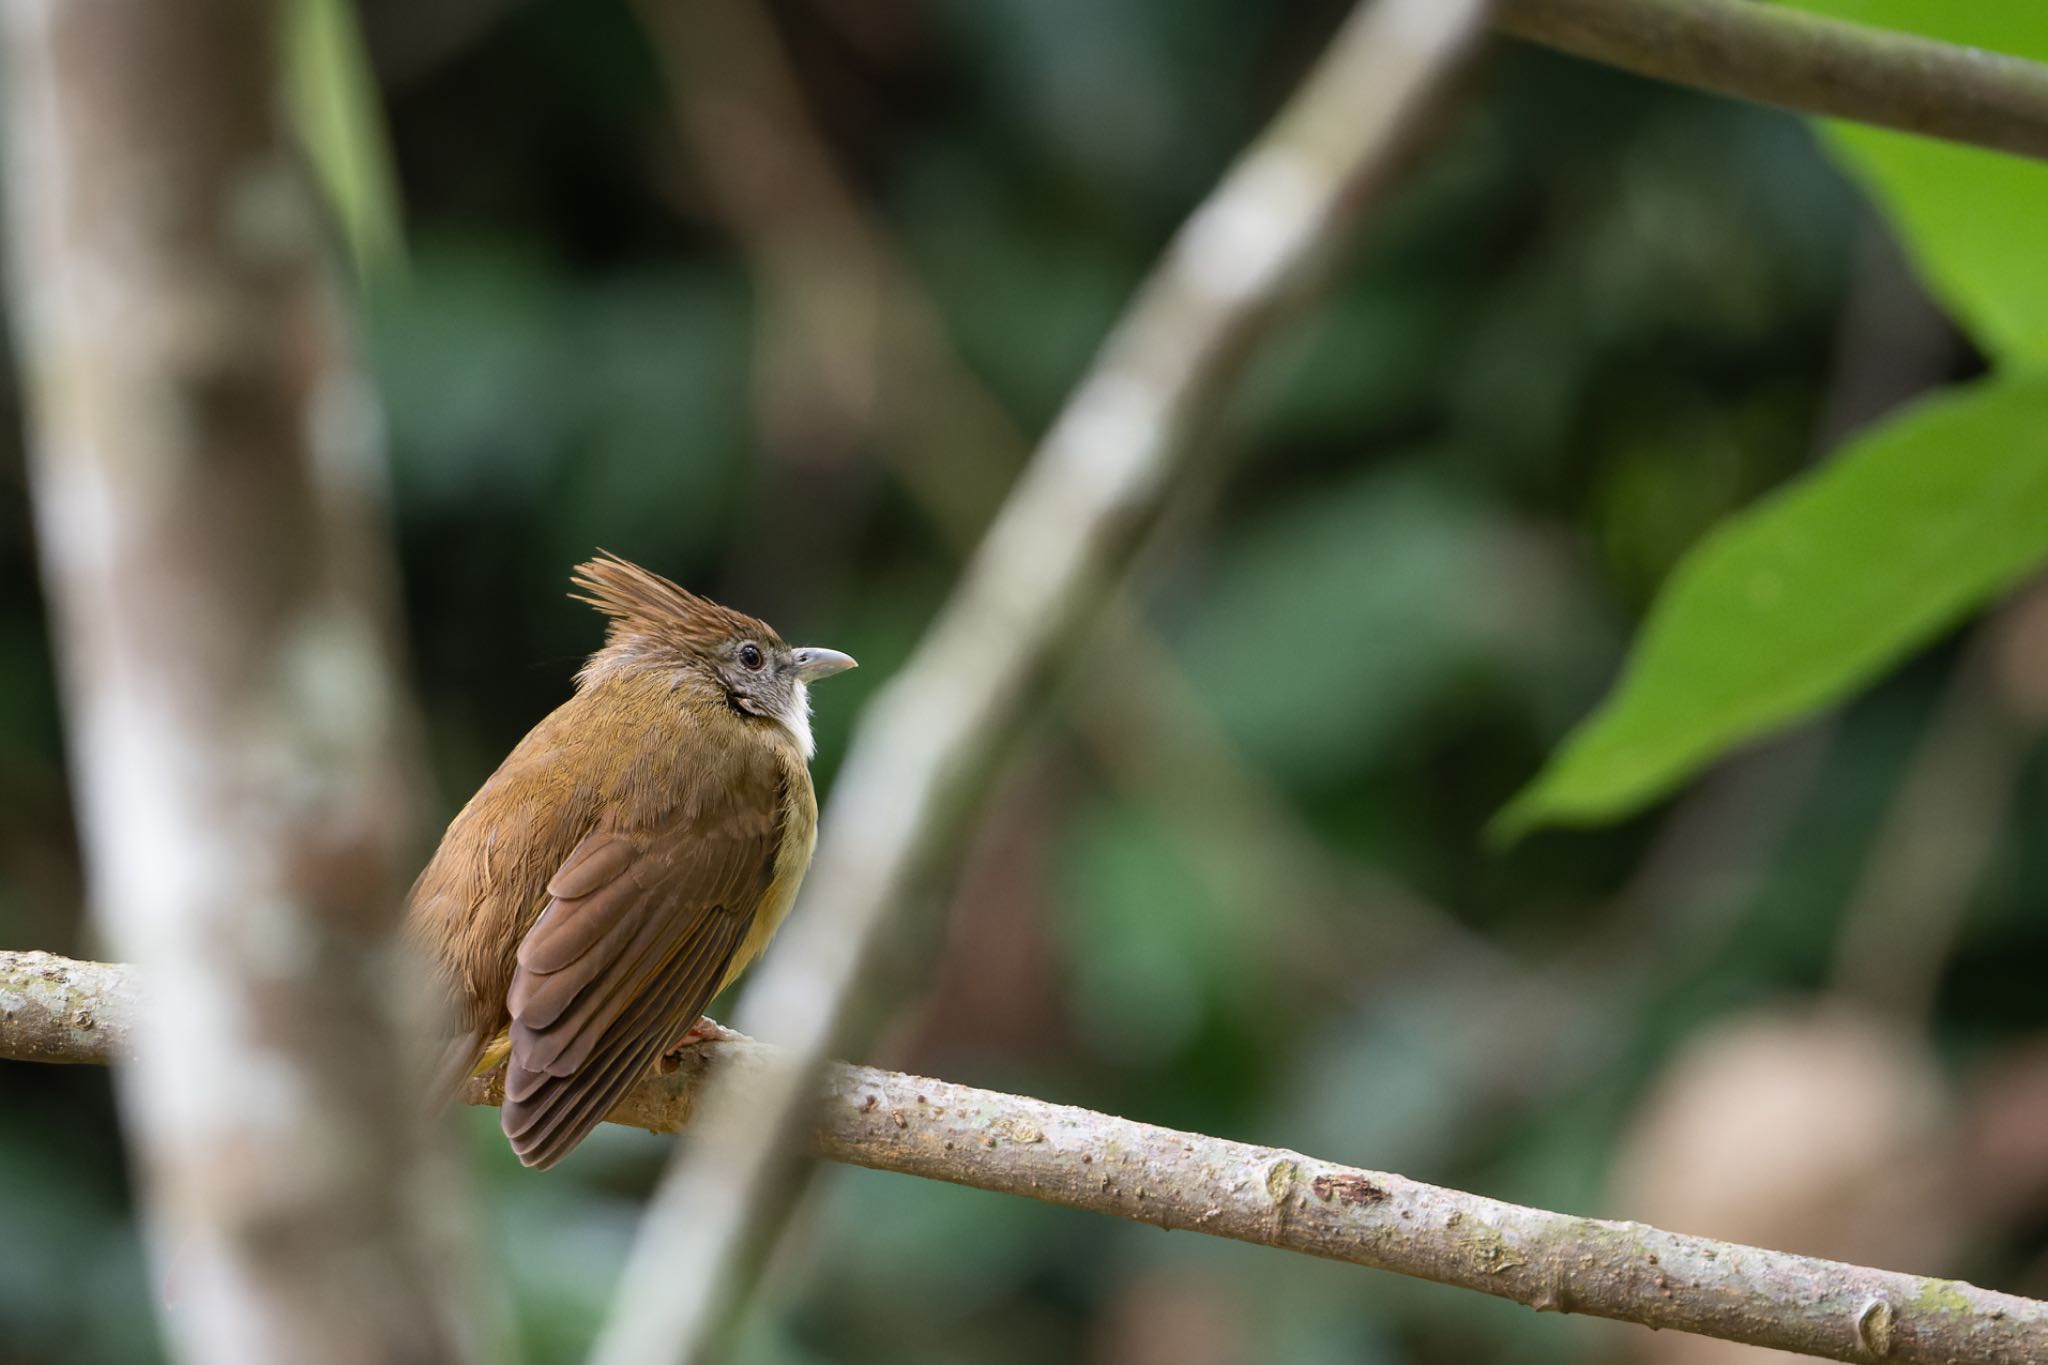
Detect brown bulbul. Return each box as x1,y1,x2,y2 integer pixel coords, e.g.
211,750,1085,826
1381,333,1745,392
404,553,856,1168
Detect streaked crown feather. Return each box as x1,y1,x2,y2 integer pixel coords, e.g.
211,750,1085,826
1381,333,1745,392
569,551,778,662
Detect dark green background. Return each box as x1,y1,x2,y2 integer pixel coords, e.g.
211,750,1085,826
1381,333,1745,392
2,3,2042,1362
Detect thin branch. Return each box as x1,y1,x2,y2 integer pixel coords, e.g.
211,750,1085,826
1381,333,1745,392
592,2,1496,1361
1496,0,2048,161
1832,598,2044,1022
633,0,1043,536
8,950,2047,1365
634,0,1515,1001
0,1,476,1357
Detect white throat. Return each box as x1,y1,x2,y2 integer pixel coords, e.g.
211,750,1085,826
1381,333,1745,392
776,680,814,760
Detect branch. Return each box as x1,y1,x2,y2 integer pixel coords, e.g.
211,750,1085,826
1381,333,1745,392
1831,603,2041,1021
0,951,137,1066
0,2,475,1357
633,0,1515,1005
8,950,2046,1364
1496,0,2048,161
593,2,1496,1360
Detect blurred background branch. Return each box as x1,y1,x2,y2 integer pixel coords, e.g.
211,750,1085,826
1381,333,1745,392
1831,586,2048,1024
633,0,1521,1027
8,948,2047,1365
0,0,475,1359
1497,0,2048,160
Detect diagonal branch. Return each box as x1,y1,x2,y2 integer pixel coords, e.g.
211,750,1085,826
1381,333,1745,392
1497,0,2048,161
7,948,2047,1365
592,2,1497,1361
633,0,1517,1005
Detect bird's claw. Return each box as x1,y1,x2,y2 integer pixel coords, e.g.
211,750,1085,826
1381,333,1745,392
656,1015,734,1073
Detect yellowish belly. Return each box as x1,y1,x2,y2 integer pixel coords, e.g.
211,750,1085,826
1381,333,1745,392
718,781,817,996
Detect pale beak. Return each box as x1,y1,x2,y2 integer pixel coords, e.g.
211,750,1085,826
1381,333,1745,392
792,646,858,682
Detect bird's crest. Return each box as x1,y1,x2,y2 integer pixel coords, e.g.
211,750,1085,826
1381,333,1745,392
569,552,777,667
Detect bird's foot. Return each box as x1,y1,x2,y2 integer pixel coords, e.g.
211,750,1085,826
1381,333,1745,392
657,1015,736,1074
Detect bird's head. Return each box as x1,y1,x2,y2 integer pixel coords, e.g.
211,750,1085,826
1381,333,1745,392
568,552,856,758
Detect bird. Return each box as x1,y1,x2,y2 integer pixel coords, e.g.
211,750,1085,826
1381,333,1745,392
404,552,857,1168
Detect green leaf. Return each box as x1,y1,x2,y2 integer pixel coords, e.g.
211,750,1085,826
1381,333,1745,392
1497,376,2048,840
285,0,405,280
1781,0,2048,367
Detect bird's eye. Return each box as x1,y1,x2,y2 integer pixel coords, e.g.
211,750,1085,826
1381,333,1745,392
739,643,764,671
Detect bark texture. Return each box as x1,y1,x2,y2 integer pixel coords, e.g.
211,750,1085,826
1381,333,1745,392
0,2,472,1359
1498,0,2048,160
7,949,2045,1365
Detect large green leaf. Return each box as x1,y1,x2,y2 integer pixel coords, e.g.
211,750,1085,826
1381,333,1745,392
1498,376,2048,838
1783,1,2048,367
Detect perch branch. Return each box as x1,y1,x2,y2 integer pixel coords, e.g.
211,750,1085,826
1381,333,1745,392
1496,0,2048,161
594,2,1497,1361
6,948,2046,1365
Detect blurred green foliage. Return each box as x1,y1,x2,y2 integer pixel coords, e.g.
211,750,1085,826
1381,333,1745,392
2,3,2045,1364
288,0,406,278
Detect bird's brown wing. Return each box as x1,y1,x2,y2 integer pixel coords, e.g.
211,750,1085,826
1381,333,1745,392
501,794,782,1169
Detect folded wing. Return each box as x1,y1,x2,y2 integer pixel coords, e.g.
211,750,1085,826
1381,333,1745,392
501,794,781,1169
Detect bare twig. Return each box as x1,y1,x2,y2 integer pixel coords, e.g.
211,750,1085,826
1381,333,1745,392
1496,0,2048,161
0,2,474,1359
8,949,2047,1365
589,3,1499,1361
